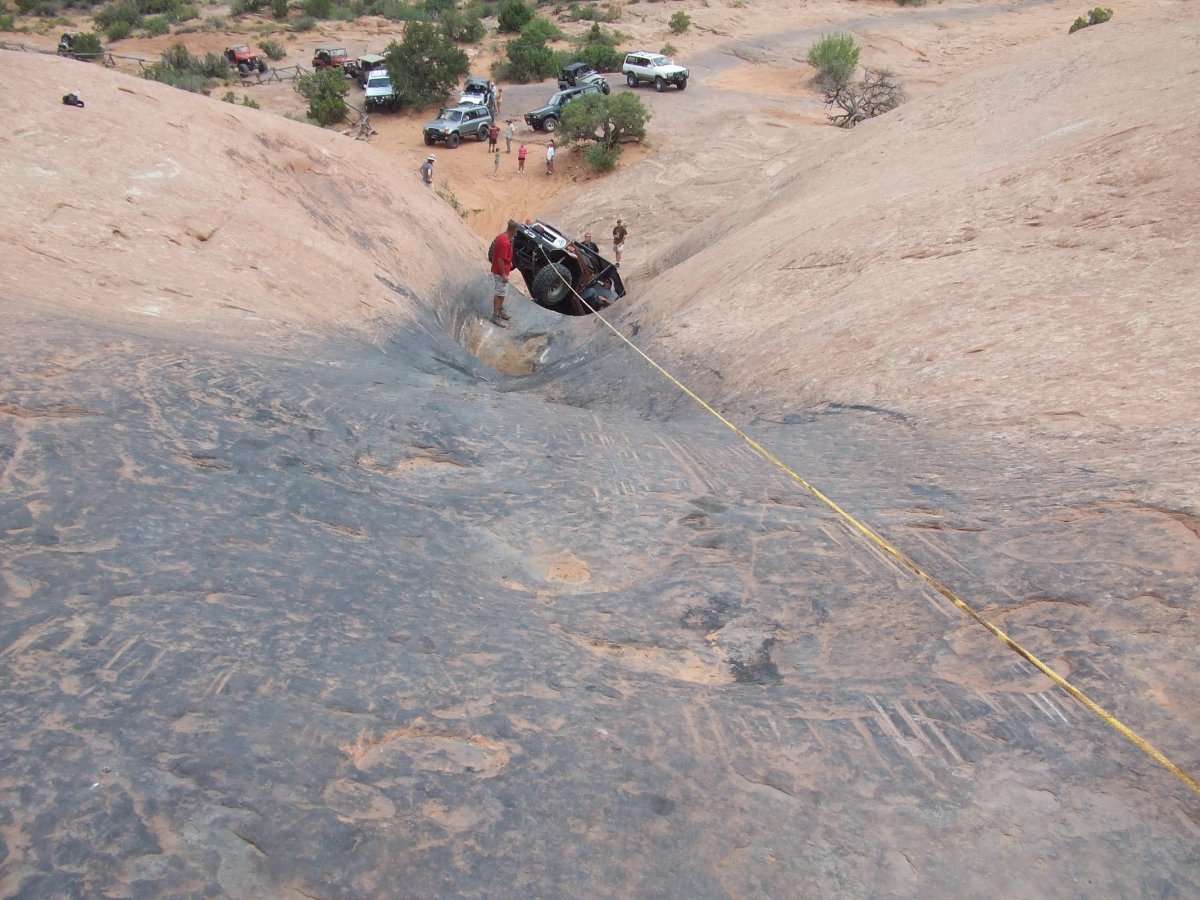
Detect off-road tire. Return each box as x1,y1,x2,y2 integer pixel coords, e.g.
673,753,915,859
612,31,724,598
447,132,461,149
257,60,267,73
601,83,611,95
424,134,435,145
677,77,687,91
543,116,558,133
238,62,250,75
654,76,666,92
477,125,489,142
626,72,638,88
532,262,573,306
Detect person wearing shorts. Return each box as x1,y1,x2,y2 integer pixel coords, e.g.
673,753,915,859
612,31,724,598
612,218,627,267
491,219,519,327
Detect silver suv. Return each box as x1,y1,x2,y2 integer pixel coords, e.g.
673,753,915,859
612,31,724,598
422,103,493,148
622,51,688,92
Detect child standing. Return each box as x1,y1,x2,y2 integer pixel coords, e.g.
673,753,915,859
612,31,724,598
517,143,527,174
492,148,501,178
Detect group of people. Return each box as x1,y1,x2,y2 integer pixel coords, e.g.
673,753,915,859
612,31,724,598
488,218,629,327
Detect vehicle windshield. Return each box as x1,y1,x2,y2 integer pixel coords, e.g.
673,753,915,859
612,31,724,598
549,92,569,105
439,109,464,122
330,48,347,55
650,55,669,66
231,45,249,53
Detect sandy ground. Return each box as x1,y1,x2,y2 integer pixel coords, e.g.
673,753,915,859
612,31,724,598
2,0,1199,895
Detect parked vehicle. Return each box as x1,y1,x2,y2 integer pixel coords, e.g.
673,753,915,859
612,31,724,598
311,47,350,71
622,51,688,91
423,103,493,148
513,220,626,315
225,45,267,76
459,76,497,115
557,61,610,94
364,69,398,111
347,53,387,88
523,84,604,133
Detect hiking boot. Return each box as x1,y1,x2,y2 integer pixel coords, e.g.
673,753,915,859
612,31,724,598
498,308,511,321
491,314,508,328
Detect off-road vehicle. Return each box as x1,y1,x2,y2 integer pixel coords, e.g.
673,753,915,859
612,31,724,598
347,53,387,88
459,76,497,115
311,47,349,71
225,45,267,76
57,32,101,61
622,51,688,91
363,69,398,111
557,61,610,94
512,220,626,315
523,84,603,133
423,103,493,148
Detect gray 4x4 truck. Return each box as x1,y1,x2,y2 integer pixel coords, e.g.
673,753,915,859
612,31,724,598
423,103,494,148
557,62,611,94
523,84,604,133
622,51,689,91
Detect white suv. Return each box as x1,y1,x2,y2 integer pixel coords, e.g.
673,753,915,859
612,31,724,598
621,51,688,92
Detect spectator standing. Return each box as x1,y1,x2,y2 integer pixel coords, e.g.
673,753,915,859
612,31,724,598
487,122,499,152
612,218,628,267
517,142,528,174
495,86,504,111
545,140,556,175
505,119,515,153
490,219,519,327
420,154,435,187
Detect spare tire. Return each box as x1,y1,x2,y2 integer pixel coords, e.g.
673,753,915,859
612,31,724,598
532,262,573,306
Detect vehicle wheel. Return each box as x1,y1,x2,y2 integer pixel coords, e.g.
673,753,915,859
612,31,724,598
424,134,435,146
532,262,573,306
257,60,267,73
238,62,250,75
677,78,687,91
601,83,610,95
543,117,557,133
626,72,638,88
447,132,461,149
654,76,666,92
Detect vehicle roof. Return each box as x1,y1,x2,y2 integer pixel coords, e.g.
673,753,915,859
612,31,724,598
563,61,593,71
317,47,348,53
358,53,386,63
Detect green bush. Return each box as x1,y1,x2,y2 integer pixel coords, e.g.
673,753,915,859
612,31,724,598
659,41,676,56
143,14,170,34
1089,6,1113,23
271,0,289,18
291,14,316,29
496,0,532,33
559,90,648,149
384,20,469,107
145,41,231,92
582,142,619,172
0,13,16,28
70,32,105,57
1068,15,1088,32
496,34,560,81
258,38,286,59
519,15,560,44
569,2,618,22
221,89,238,102
806,31,859,88
668,10,689,33
242,94,260,108
175,4,198,21
105,19,133,40
296,66,348,124
439,7,485,42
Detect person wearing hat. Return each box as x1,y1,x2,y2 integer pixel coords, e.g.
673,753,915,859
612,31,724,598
612,218,627,267
420,154,435,186
545,139,556,176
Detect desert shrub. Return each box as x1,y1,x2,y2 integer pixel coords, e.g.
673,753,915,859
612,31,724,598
175,4,198,20
145,41,230,91
582,142,619,172
823,67,904,128
496,0,532,33
895,0,925,6
559,90,648,149
258,38,286,59
94,0,140,32
659,41,676,56
384,20,469,107
143,14,170,34
271,0,288,18
495,33,560,81
291,14,316,29
1070,6,1113,32
296,66,348,124
807,31,859,89
242,94,260,108
668,10,689,33
571,22,623,71
520,16,561,44
230,0,264,12
105,19,132,40
570,2,618,22
439,7,485,42
69,31,105,57
221,89,237,102
0,12,16,28
302,0,331,15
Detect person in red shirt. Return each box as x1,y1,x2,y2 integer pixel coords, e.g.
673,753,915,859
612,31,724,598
490,219,519,327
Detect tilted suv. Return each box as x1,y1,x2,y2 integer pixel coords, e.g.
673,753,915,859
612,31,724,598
622,51,688,91
523,84,603,133
423,103,493,148
557,61,611,94
513,221,626,315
